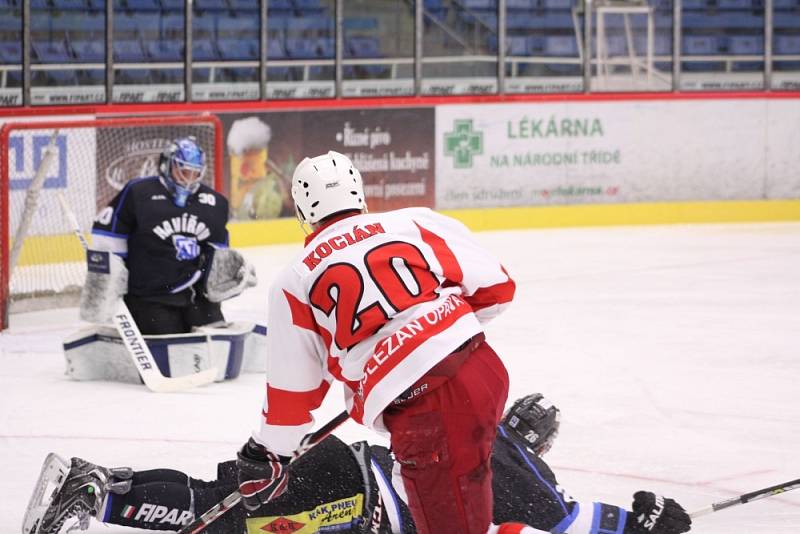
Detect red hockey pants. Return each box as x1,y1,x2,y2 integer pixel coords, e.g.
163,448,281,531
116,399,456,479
383,337,509,534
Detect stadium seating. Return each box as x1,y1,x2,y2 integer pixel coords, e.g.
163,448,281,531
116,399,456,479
0,42,21,63
217,37,257,60
192,39,218,61
145,40,183,62
113,39,147,62
71,40,105,62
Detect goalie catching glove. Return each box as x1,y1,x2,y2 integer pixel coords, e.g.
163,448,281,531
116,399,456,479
625,491,692,534
237,437,290,511
203,247,257,303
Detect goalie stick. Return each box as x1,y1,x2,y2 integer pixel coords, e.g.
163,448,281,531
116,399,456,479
56,191,217,393
177,410,351,534
689,477,800,518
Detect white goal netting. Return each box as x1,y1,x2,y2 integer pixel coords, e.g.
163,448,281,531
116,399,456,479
0,115,222,328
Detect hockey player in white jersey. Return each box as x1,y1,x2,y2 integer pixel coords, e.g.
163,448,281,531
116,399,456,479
236,151,517,534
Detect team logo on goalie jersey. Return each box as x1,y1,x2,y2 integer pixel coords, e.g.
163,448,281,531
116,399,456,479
172,235,200,261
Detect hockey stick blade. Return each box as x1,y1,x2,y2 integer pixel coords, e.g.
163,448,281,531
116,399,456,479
689,477,800,518
177,410,350,534
112,300,217,393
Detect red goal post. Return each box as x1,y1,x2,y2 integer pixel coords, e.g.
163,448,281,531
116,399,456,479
0,114,223,330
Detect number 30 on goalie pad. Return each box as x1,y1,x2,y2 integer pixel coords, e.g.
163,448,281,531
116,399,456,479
63,322,267,384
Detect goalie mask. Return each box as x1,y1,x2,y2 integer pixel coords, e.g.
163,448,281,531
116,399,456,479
291,151,366,226
501,393,561,456
159,136,206,208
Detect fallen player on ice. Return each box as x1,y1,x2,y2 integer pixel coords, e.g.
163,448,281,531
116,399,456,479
23,393,691,534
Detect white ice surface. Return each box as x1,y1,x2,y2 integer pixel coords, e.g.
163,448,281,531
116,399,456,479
2,223,799,533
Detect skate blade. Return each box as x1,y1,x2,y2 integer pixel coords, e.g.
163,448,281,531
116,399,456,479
22,453,71,534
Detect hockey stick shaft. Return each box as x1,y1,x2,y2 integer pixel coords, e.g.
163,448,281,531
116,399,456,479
689,477,800,518
178,410,350,534
56,192,217,393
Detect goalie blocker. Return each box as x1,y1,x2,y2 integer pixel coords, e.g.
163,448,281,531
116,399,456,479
63,322,267,383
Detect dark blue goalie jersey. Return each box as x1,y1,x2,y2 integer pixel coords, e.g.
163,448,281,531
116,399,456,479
91,176,229,305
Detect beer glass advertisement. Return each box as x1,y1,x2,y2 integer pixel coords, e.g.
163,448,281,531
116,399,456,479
219,108,435,221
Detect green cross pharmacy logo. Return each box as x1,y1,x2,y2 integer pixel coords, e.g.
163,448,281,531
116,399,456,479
443,119,483,169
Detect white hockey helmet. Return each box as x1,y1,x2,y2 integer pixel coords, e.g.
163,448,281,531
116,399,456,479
291,151,366,226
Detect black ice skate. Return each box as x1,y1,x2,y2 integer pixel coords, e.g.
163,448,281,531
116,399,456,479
22,453,133,534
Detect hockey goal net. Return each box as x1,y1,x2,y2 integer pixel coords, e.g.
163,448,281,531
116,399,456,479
0,114,223,330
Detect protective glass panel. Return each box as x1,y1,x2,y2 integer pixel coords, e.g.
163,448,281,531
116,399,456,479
342,0,414,97
192,0,260,101
771,1,800,90
112,0,185,103
422,0,499,95
679,0,764,90
31,2,106,105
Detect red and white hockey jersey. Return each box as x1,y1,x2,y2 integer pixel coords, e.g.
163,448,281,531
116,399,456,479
254,208,515,456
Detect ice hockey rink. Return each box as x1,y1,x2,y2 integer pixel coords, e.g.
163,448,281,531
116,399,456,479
1,222,799,533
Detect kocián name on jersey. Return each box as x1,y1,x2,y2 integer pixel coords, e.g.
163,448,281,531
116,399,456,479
152,213,211,242
303,223,385,271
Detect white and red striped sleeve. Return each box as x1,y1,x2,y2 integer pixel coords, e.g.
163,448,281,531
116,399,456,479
253,270,332,457
412,209,515,324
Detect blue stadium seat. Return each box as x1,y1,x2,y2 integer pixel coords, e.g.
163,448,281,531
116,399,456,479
681,0,713,8
113,39,147,62
717,0,754,8
294,0,325,14
47,69,80,85
87,0,105,11
126,0,161,10
53,0,90,10
161,14,184,38
775,34,800,54
267,37,286,59
682,35,722,55
71,40,105,62
343,17,379,31
269,0,292,8
543,34,578,56
772,13,800,28
30,0,49,8
0,42,21,63
285,37,316,59
116,67,152,84
145,40,183,61
0,0,19,7
286,16,333,35
599,34,628,56
541,0,574,9
193,13,215,37
0,14,21,33
346,35,382,58
115,12,161,38
634,32,673,55
728,35,764,55
227,0,258,10
32,40,73,63
217,37,257,60
507,0,537,8
160,0,185,10
192,39,218,61
486,34,528,56
773,0,799,7
218,16,259,38
463,0,495,8
507,12,573,30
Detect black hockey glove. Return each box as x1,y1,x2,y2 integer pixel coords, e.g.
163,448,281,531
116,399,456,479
236,438,290,511
625,491,692,534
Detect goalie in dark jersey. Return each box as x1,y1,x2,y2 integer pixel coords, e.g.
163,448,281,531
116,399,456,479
87,136,256,335
23,394,692,534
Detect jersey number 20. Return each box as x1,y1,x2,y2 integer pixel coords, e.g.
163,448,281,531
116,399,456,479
309,242,439,350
